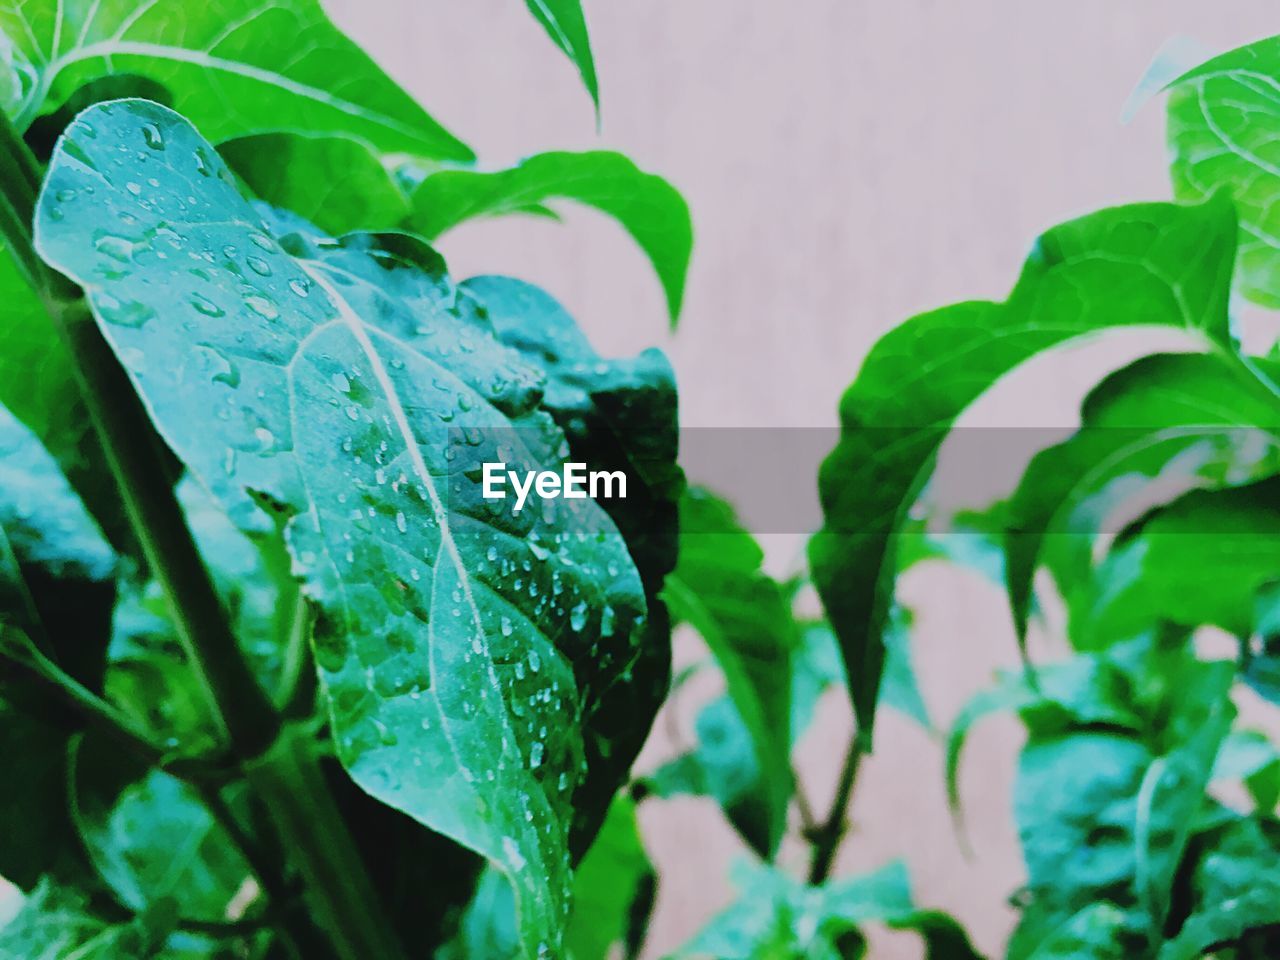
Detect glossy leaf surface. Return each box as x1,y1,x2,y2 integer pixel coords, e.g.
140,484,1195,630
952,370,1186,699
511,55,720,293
34,99,650,958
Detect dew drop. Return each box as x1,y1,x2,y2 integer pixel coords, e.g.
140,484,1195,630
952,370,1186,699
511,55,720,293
245,295,279,320
141,122,165,150
190,293,224,317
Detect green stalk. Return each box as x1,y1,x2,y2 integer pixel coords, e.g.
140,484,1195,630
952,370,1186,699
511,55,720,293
806,736,865,885
0,110,407,960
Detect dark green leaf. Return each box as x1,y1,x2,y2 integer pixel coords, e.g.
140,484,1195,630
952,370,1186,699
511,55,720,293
523,0,600,115
463,274,682,852
812,197,1238,741
1163,818,1280,960
71,743,254,923
1071,479,1280,646
1,0,472,161
1168,36,1280,306
1006,353,1280,643
35,99,650,958
564,795,654,960
662,487,796,856
412,152,693,324
0,405,117,889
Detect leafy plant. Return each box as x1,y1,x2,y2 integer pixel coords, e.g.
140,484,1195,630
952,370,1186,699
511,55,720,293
4,3,1280,959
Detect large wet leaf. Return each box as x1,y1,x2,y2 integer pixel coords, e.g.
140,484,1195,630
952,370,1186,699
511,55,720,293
811,197,1238,740
1168,36,1280,307
0,0,471,161
34,99,649,958
1005,353,1280,644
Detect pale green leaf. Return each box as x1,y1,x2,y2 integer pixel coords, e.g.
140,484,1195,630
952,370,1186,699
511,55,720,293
1,0,471,160
1168,36,1280,307
0,881,153,959
71,747,254,924
34,99,650,958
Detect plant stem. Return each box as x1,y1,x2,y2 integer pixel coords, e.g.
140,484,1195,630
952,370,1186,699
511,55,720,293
43,291,409,960
48,293,279,754
245,723,408,960
0,631,232,780
807,735,866,885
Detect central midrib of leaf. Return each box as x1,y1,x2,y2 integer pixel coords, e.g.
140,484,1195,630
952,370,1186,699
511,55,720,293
296,261,522,791
41,41,422,139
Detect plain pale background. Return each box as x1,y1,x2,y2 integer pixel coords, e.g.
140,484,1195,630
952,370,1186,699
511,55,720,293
316,2,1280,957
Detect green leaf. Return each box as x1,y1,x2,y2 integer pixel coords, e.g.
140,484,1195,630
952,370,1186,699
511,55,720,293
524,0,600,115
945,656,1144,826
1009,649,1234,956
411,152,693,324
1212,729,1280,813
1020,904,1130,960
644,696,774,856
663,487,797,856
34,99,651,959
564,795,654,960
219,133,411,237
0,405,117,889
219,144,693,327
462,275,683,852
1006,353,1280,644
71,744,254,923
0,880,156,959
811,197,1238,742
1,0,472,161
676,860,982,960
1012,732,1155,954
1168,36,1280,307
1162,818,1280,960
1072,479,1280,645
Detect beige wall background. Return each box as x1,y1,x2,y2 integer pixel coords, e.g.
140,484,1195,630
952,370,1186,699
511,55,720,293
317,2,1280,957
